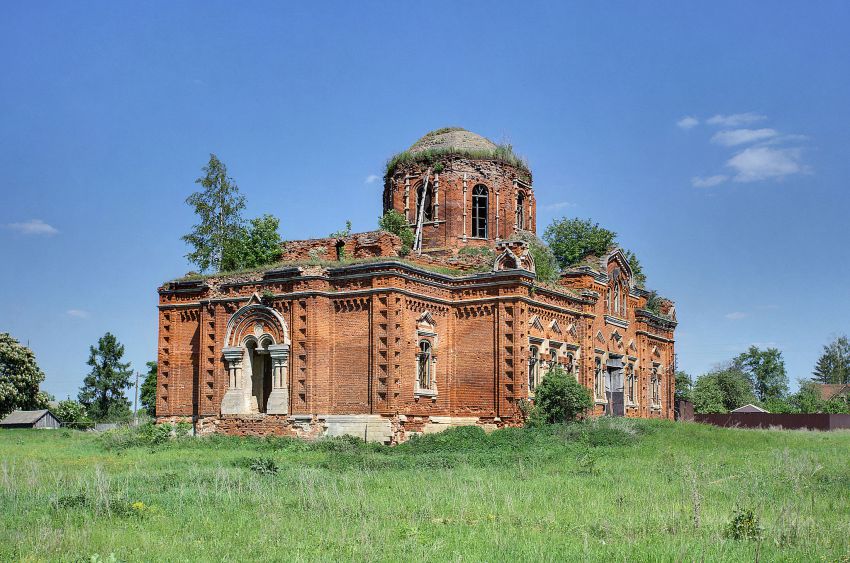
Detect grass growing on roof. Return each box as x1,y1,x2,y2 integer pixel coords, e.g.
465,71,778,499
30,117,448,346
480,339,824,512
385,144,530,180
1,421,849,561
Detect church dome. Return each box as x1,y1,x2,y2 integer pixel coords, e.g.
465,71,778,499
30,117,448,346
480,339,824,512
408,128,498,154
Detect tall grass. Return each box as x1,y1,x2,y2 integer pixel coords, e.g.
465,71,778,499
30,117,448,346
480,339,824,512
0,420,848,561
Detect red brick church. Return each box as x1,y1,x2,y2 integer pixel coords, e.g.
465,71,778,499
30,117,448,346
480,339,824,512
157,128,677,441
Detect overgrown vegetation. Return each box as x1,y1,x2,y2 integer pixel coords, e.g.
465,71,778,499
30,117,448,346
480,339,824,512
378,210,414,255
385,144,530,181
183,154,283,274
1,422,848,560
541,217,647,287
514,230,561,283
526,365,593,424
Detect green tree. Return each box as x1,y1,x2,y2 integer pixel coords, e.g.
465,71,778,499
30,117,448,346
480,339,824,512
692,368,755,413
733,346,788,402
183,154,246,272
140,361,157,417
78,333,133,421
542,217,616,269
812,335,850,384
623,249,647,287
55,399,91,428
675,370,693,403
0,333,51,417
378,210,414,255
761,396,795,413
516,230,561,283
529,364,593,424
790,381,825,414
222,214,283,271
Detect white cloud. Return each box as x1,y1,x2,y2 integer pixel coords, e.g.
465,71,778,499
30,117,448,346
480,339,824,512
711,128,778,147
364,174,380,184
677,116,699,130
724,311,749,320
5,219,58,236
66,309,90,319
706,112,767,127
727,146,805,182
691,175,728,188
540,201,575,212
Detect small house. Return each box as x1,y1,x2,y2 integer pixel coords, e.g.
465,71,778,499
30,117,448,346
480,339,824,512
0,409,61,429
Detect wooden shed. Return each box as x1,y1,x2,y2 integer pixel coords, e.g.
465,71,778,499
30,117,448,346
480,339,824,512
0,409,61,429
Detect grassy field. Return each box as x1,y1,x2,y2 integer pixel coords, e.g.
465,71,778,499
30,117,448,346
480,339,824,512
1,419,848,562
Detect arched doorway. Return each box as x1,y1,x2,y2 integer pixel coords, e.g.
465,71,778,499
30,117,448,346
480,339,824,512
245,337,274,413
220,299,291,416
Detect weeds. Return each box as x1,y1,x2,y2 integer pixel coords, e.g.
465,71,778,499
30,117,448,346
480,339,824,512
725,507,763,541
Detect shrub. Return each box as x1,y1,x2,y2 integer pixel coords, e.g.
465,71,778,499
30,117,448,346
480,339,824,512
530,365,593,424
725,507,763,541
378,210,414,255
515,231,560,283
247,457,279,475
55,399,92,429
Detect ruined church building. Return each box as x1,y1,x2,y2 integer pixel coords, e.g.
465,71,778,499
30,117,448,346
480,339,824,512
157,128,677,441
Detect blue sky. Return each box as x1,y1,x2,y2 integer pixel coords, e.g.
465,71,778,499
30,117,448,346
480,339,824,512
2,1,849,400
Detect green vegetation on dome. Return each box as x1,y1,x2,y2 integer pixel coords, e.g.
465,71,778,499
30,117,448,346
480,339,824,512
385,144,530,180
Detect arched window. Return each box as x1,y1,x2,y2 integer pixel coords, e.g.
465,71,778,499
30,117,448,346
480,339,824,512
528,346,539,391
472,185,488,238
549,347,559,371
566,352,575,378
417,340,432,390
416,184,433,222
516,192,526,230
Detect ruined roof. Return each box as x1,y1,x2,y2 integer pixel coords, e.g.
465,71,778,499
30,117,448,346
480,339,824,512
409,128,499,154
386,127,530,180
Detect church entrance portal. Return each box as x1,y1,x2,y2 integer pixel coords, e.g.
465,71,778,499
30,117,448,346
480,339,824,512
246,339,273,413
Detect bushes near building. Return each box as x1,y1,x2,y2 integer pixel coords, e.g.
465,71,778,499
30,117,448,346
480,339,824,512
527,365,593,425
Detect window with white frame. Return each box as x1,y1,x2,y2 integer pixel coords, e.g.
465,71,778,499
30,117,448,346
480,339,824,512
594,357,605,400
417,340,433,391
528,345,539,391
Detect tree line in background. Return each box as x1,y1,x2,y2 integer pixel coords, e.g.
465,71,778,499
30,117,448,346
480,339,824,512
1,331,158,426
676,336,850,415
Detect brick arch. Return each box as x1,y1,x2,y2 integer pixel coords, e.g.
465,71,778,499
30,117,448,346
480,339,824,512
224,303,290,348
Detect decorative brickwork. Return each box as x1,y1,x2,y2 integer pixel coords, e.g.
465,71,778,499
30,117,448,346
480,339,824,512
157,128,677,442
